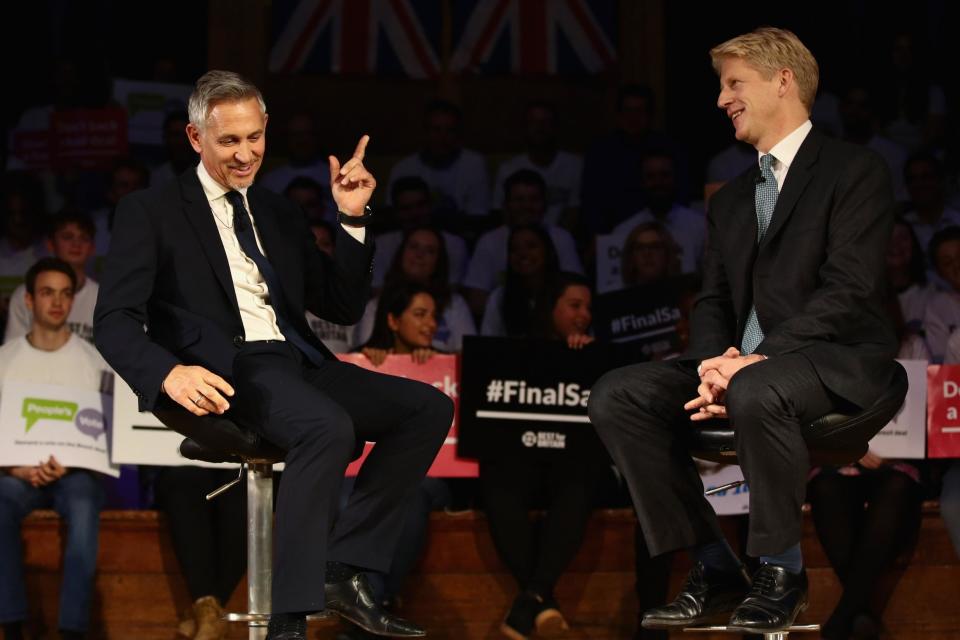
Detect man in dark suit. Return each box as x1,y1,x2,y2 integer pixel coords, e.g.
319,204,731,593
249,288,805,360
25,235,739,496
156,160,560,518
588,28,898,634
94,71,451,640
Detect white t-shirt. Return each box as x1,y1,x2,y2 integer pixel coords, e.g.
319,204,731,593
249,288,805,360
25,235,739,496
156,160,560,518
463,225,584,292
387,150,490,217
305,311,353,354
4,278,99,344
0,333,110,398
371,230,469,286
903,207,960,257
491,152,583,225
352,293,476,353
480,286,507,337
923,290,960,363
611,205,706,274
898,282,935,334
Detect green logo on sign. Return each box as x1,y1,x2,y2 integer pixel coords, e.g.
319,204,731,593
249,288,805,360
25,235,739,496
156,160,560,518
22,398,78,431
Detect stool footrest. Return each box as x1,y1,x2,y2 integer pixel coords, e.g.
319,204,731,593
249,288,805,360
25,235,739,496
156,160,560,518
223,612,334,623
684,624,820,633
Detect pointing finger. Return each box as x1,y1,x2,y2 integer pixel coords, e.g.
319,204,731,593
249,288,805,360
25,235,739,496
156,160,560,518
352,134,370,161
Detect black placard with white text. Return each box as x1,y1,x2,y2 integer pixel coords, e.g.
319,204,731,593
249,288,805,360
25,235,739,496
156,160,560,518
458,336,610,463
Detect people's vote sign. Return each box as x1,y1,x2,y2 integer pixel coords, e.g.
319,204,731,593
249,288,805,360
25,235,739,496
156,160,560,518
927,364,960,458
338,353,476,478
458,336,608,463
0,382,119,477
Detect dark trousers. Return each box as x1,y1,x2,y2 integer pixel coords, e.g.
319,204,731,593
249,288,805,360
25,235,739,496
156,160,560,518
230,342,452,613
807,467,922,638
479,456,599,596
588,355,839,558
154,467,247,605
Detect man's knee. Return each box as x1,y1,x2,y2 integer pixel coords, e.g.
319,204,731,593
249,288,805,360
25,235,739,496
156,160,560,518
725,367,784,426
587,366,632,429
295,408,357,462
588,363,672,431
415,383,455,444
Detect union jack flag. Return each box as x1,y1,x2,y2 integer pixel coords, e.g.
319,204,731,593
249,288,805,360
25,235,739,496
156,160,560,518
269,0,442,78
450,0,617,75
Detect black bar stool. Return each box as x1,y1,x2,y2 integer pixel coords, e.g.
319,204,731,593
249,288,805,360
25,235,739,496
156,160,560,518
153,408,331,640
685,361,909,639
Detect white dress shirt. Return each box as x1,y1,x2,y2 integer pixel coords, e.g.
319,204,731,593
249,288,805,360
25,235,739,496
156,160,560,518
196,163,365,342
761,120,813,193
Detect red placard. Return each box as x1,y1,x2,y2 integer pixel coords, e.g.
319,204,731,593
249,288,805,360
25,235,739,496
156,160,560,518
50,108,128,170
337,353,477,477
926,364,960,458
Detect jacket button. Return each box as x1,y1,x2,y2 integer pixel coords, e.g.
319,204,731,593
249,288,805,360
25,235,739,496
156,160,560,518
233,335,245,347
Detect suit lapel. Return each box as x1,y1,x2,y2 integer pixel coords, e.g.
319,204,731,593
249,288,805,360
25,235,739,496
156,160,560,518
178,171,240,313
760,129,822,247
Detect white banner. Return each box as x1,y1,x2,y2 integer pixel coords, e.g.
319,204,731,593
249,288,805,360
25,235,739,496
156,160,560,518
595,233,625,294
698,461,749,515
112,78,192,146
0,382,119,477
111,378,236,468
868,358,927,459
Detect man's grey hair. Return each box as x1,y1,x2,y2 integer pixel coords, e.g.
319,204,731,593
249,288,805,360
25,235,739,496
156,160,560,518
187,70,267,130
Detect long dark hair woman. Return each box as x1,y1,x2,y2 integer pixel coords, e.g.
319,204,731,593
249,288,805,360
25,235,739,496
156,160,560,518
354,226,475,351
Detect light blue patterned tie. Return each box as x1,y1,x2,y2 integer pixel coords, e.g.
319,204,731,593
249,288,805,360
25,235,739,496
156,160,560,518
740,154,778,355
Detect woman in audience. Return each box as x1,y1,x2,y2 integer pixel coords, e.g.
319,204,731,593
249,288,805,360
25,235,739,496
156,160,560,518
481,271,606,639
347,283,453,637
619,221,680,288
354,226,475,352
481,224,561,337
923,226,960,362
886,217,934,341
806,236,929,640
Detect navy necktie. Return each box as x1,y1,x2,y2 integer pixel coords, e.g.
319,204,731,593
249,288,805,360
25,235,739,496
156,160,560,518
225,190,326,366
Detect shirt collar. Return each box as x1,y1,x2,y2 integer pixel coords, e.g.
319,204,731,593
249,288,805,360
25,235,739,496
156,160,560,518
196,162,249,202
758,120,813,171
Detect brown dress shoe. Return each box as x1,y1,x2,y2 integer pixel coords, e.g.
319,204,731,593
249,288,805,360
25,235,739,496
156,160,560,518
193,596,228,640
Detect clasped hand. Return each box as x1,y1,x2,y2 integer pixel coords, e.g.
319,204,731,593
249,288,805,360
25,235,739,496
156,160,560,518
9,455,67,487
684,347,766,421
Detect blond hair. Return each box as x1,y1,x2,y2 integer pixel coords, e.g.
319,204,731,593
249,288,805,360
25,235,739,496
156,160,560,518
709,27,819,111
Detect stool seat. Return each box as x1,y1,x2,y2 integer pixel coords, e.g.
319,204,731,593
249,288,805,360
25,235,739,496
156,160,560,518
690,362,909,466
153,409,286,464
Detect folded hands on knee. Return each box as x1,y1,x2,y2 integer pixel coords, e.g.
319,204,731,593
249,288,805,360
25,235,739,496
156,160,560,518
685,347,767,421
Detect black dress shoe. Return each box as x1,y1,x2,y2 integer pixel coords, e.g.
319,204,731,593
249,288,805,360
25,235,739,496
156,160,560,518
641,562,750,628
325,574,426,637
266,615,307,640
727,564,808,633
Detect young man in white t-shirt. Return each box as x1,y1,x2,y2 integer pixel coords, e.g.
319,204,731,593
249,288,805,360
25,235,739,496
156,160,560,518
0,258,109,640
4,213,99,344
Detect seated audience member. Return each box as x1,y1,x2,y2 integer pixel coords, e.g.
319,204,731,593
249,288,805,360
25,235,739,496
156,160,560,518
89,157,150,265
620,221,681,289
481,224,561,338
922,226,960,361
481,271,606,639
362,283,440,366
806,281,928,640
284,176,337,227
0,258,111,640
154,466,244,640
302,219,352,353
465,170,583,317
150,111,196,186
387,100,490,217
258,112,335,215
372,177,469,286
0,179,48,328
5,213,98,344
491,101,583,228
581,84,690,234
886,217,934,338
838,85,909,202
356,228,475,353
902,152,960,256
611,151,705,274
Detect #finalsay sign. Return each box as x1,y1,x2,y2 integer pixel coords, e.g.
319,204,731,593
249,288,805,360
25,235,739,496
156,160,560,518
458,336,608,462
0,382,119,477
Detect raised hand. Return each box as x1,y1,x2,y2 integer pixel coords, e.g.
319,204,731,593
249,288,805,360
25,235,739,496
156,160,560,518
329,135,377,216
